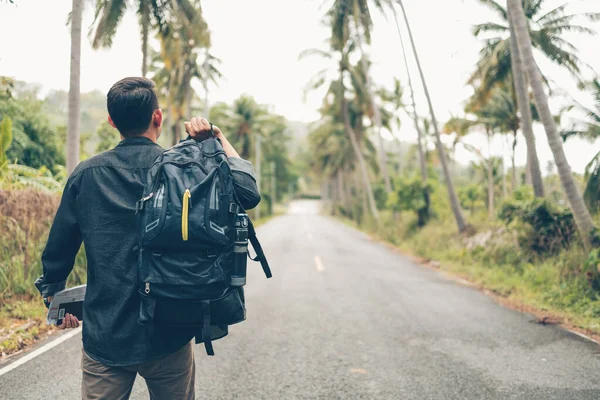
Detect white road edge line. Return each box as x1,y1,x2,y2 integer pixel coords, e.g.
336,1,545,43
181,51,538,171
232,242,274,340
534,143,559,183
567,329,600,345
315,255,325,272
0,326,82,377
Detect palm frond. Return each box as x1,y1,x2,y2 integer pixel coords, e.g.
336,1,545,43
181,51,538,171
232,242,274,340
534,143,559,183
472,22,508,37
475,0,507,21
535,3,569,24
298,47,333,61
525,0,545,19
90,0,128,49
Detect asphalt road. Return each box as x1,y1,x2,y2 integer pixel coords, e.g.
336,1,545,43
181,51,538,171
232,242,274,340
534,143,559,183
2,200,600,399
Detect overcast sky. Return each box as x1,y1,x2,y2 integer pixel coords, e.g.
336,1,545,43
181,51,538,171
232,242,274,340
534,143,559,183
0,0,598,173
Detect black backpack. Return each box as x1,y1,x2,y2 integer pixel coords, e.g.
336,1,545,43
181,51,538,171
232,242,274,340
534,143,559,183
134,132,272,355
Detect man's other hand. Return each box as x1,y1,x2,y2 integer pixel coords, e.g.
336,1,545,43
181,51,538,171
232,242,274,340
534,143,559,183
58,313,80,329
184,117,224,141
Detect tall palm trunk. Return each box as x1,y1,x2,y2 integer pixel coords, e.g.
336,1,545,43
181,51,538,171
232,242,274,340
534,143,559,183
507,7,544,197
340,67,379,221
354,22,391,193
511,130,518,189
184,66,193,118
502,135,507,198
67,0,83,175
185,84,193,119
167,69,177,144
397,0,467,233
392,7,427,183
140,4,150,77
393,5,430,224
508,0,595,249
203,50,210,117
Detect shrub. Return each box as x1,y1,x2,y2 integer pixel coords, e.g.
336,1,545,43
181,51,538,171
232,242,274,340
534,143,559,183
387,176,431,227
498,195,577,256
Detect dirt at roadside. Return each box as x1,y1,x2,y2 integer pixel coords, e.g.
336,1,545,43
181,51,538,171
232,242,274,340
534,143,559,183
0,304,58,362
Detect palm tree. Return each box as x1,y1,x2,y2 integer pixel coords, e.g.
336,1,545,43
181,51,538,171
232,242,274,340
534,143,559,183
506,5,544,197
91,0,203,77
470,156,503,206
562,79,600,143
328,0,393,194
300,39,380,220
396,0,468,233
562,79,600,212
339,65,380,220
92,0,149,76
209,96,269,160
391,7,427,184
201,48,223,117
308,118,354,211
508,0,596,249
150,2,211,145
378,78,407,175
468,90,513,216
67,0,83,175
472,0,599,92
472,0,599,197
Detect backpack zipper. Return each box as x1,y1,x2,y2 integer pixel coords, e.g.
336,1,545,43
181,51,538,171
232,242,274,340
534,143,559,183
182,189,192,241
145,282,150,294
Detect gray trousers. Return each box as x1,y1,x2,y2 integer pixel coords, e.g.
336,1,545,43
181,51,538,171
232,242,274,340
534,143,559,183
81,341,195,400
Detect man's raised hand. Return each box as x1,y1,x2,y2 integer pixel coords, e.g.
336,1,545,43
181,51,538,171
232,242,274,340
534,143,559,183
184,117,224,141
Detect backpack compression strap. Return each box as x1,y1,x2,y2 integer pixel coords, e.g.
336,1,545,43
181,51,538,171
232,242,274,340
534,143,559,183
248,220,272,279
231,190,273,280
202,300,215,356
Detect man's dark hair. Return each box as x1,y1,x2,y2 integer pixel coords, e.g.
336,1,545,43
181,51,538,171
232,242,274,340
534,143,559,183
107,77,159,137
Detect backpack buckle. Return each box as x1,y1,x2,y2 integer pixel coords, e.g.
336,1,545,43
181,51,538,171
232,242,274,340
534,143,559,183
229,203,239,214
135,193,154,213
135,200,144,212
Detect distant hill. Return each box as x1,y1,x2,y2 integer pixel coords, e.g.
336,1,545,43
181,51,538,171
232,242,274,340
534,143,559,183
43,89,107,135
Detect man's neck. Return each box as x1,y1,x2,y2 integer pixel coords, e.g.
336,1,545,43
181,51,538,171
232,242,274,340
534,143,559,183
121,131,157,143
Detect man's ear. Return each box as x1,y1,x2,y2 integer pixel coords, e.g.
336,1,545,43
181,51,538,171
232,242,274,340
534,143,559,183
108,116,117,129
153,109,163,128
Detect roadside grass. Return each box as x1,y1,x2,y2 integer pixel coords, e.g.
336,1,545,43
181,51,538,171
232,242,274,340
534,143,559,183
336,209,600,339
0,297,52,357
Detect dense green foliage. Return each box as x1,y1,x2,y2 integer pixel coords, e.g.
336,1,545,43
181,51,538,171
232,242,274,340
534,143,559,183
387,176,430,226
499,188,577,255
1,94,64,171
95,120,120,153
